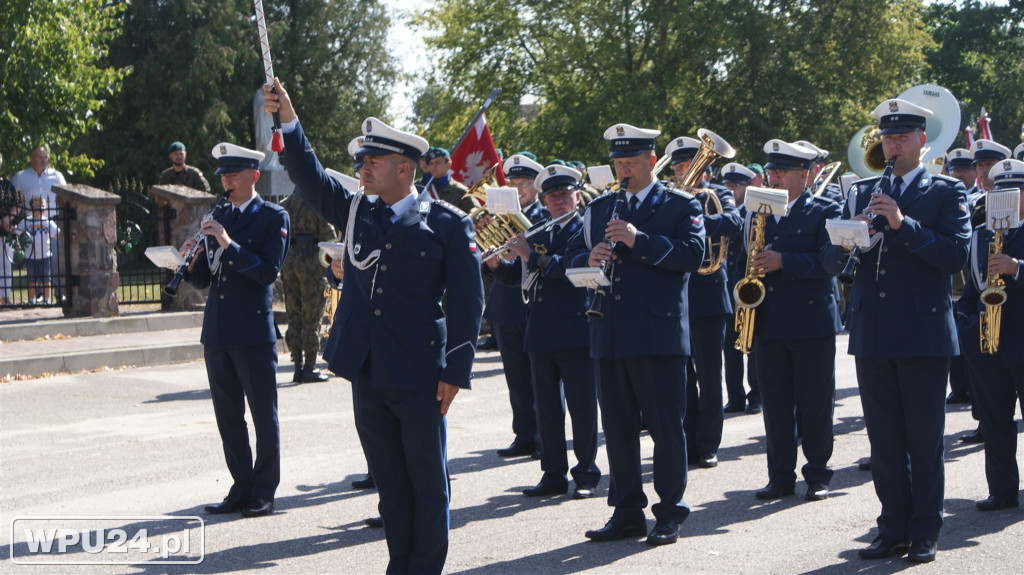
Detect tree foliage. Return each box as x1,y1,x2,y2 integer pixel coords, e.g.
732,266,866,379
91,0,395,187
0,0,127,177
924,0,1024,148
412,0,943,167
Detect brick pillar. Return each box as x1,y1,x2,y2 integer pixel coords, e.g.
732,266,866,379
51,184,121,318
150,185,218,311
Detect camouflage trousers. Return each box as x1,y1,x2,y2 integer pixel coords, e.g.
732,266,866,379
281,258,329,360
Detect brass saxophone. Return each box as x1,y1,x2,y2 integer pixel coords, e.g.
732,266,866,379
732,207,770,354
979,221,1010,354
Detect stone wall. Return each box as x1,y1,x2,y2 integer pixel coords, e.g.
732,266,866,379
51,184,121,317
150,185,218,311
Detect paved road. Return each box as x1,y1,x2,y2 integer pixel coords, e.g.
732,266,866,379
2,335,1021,574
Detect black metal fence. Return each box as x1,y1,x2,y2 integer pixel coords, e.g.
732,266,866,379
110,178,166,305
1,190,69,310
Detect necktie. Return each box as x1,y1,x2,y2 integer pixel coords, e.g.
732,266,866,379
549,224,560,246
227,208,240,226
379,206,394,232
628,196,640,219
892,176,904,199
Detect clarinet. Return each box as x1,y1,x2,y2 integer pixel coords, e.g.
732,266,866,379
164,193,231,297
838,159,895,285
586,181,628,319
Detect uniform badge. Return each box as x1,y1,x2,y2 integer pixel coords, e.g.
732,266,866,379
978,141,985,149
419,201,430,214
365,120,373,132
772,142,780,151
514,156,521,165
533,243,548,255
616,126,625,137
888,100,899,112
547,166,556,175
219,144,227,155
354,243,361,255
1003,160,1011,170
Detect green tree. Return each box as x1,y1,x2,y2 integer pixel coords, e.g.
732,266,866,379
0,0,127,177
413,0,934,170
91,0,395,187
924,0,1024,149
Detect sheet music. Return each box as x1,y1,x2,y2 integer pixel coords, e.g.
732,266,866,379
145,246,186,270
565,268,611,289
318,242,346,261
744,186,789,216
986,188,1020,231
587,165,615,190
486,188,522,215
826,219,872,249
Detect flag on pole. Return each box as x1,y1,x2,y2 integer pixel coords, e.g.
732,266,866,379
977,107,992,141
450,113,507,188
964,123,974,149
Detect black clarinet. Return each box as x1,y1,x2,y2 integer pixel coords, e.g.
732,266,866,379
164,193,231,297
838,159,895,285
586,181,628,319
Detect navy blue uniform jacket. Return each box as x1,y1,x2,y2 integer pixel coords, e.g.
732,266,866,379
689,184,743,318
186,195,290,348
564,182,706,358
756,190,843,340
956,224,1024,367
829,171,970,357
282,123,484,390
492,212,590,353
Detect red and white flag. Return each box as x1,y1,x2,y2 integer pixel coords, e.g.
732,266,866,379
450,113,506,188
976,107,992,141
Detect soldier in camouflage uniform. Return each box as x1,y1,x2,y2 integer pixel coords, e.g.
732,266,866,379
280,191,336,383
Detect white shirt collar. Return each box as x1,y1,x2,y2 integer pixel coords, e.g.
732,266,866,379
626,179,657,206
234,194,258,214
385,191,418,220
891,165,924,193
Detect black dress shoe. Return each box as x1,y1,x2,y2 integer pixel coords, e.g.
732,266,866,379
585,516,647,541
805,483,829,501
723,402,745,413
976,495,1020,511
496,441,539,457
523,481,568,497
746,403,763,415
572,486,596,500
755,483,795,500
300,368,330,383
352,474,376,489
204,495,248,514
946,391,970,404
646,519,681,546
960,426,984,444
477,335,497,350
365,516,384,528
906,539,936,563
858,460,872,471
698,453,718,468
241,497,274,517
858,535,910,559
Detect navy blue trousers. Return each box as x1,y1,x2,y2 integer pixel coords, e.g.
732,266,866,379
353,363,449,575
685,314,727,455
204,343,280,501
724,322,761,406
494,321,537,445
969,359,1024,499
856,356,948,541
597,355,690,523
755,336,836,488
529,348,600,489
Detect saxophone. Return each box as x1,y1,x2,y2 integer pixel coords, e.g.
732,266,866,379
732,207,770,354
979,222,1010,354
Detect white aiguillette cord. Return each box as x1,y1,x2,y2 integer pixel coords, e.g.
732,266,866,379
344,189,380,270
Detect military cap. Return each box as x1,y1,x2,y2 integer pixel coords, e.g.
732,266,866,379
356,117,429,162
168,141,186,153
945,148,973,169
535,164,582,197
424,147,450,162
793,140,829,162
1014,143,1024,161
989,159,1024,189
871,98,933,135
503,154,544,181
664,136,701,165
763,139,816,170
604,124,661,158
212,142,265,174
720,162,755,184
970,139,1011,163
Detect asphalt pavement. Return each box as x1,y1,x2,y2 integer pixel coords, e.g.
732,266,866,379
2,334,1022,574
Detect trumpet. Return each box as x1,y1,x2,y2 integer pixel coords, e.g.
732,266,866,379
481,209,578,263
587,183,627,319
837,158,895,285
164,193,231,297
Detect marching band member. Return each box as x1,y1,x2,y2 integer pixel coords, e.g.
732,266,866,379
749,140,842,502
721,162,762,415
487,164,601,499
829,98,970,564
665,136,742,468
487,153,549,458
265,79,484,575
944,148,976,406
794,140,843,204
956,161,1024,512
565,123,706,546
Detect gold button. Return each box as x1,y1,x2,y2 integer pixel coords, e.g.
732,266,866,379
931,307,937,312
537,297,543,302
879,292,886,298
376,288,383,294
808,300,813,305
614,294,621,301
884,225,891,231
374,309,382,316
420,251,427,256
882,247,889,253
385,242,392,249
219,294,224,300
228,261,234,265
380,265,387,271
430,340,436,345
880,269,886,275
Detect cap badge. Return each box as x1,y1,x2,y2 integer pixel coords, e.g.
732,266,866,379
955,151,962,157
365,120,373,133
888,101,899,113
219,144,227,154
978,141,985,149
1004,160,1012,170
616,126,625,137
772,142,780,151
514,156,520,165
547,166,556,175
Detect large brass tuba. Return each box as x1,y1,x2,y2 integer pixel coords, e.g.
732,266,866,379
463,163,533,251
666,128,736,275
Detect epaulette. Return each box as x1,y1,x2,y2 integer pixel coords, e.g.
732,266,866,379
853,175,882,189
811,194,837,206
590,190,618,204
432,199,467,218
928,173,960,185
666,188,696,201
